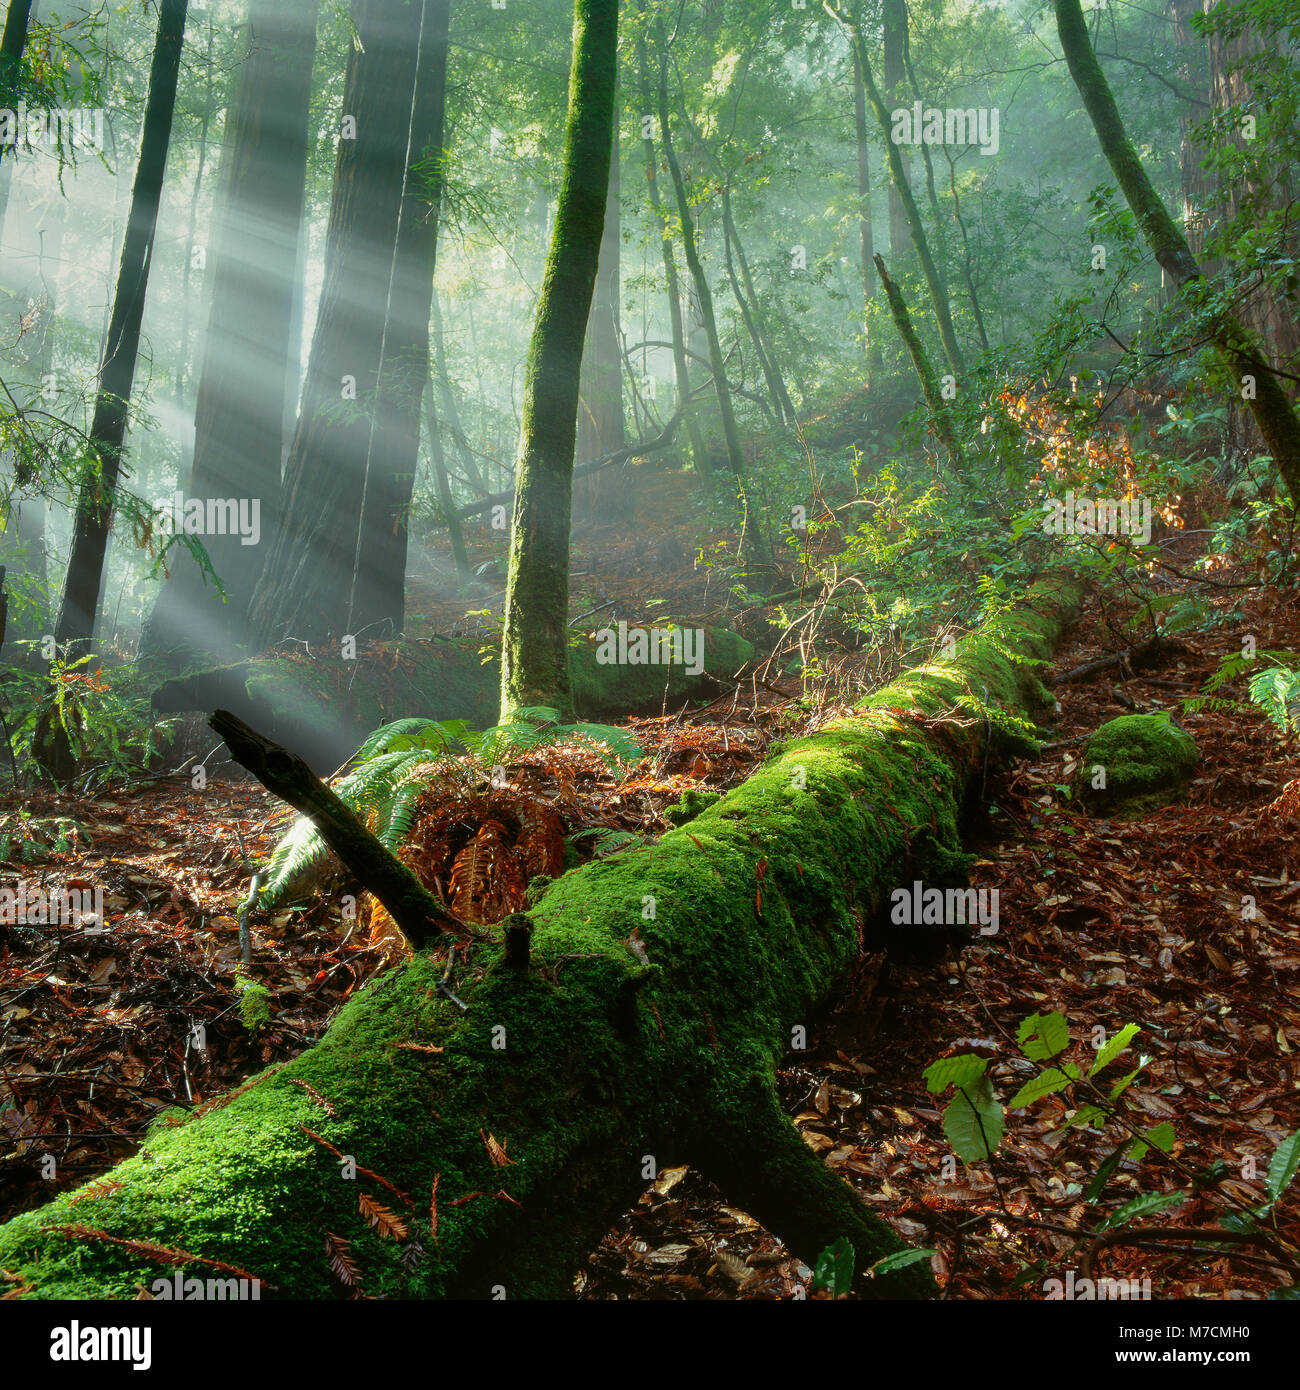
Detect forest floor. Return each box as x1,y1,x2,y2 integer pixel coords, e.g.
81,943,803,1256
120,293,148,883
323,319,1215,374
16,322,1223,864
3,509,1299,1299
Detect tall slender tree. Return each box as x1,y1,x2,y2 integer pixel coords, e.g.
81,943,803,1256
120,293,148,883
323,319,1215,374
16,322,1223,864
0,0,36,247
141,0,318,666
52,0,188,648
498,0,617,721
575,119,626,486
637,8,706,473
825,1,964,377
882,0,911,258
656,17,749,494
851,37,883,379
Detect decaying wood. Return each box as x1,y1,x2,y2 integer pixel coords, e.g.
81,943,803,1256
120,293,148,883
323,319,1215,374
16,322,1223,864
209,708,466,948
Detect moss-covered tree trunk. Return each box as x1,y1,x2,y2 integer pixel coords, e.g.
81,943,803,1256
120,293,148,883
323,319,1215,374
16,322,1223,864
1054,0,1300,508
498,0,617,722
0,583,1080,1299
875,254,966,473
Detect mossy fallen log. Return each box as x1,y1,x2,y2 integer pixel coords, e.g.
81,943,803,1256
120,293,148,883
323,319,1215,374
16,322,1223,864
152,626,753,772
1,582,1079,1299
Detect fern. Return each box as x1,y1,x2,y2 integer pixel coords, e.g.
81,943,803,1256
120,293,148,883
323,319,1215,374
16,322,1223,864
258,710,641,905
1183,650,1300,734
1248,666,1300,740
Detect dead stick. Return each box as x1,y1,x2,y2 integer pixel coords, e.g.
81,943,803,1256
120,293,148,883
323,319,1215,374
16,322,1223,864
209,709,464,948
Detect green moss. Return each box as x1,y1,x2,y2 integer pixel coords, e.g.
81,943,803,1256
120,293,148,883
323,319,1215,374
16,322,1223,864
569,625,754,714
1074,712,1198,814
235,976,272,1034
0,582,1081,1300
662,789,722,826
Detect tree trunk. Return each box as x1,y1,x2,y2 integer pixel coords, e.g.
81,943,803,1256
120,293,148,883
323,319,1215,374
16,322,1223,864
173,7,216,405
875,253,965,473
0,583,1081,1299
50,0,188,649
348,0,452,638
141,0,318,669
826,3,964,378
725,197,797,425
0,0,34,248
882,0,911,258
498,0,617,722
574,118,625,514
851,38,883,379
430,292,490,496
722,185,792,426
1054,0,1300,507
638,16,707,474
249,0,422,648
655,18,764,573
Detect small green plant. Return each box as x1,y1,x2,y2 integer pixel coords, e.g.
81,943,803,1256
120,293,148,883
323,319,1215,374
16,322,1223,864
1185,649,1300,742
234,974,272,1034
4,653,180,789
0,808,85,862
924,1013,1300,1278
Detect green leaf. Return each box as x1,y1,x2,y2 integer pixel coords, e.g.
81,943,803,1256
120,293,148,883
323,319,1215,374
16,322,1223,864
1144,1122,1176,1154
1008,1066,1075,1108
1100,1189,1188,1230
1107,1063,1144,1100
811,1236,855,1296
1017,1011,1070,1060
1083,1147,1125,1203
867,1248,934,1278
942,1076,1003,1162
1062,1103,1107,1131
1266,1128,1300,1202
1089,1023,1141,1076
922,1053,988,1095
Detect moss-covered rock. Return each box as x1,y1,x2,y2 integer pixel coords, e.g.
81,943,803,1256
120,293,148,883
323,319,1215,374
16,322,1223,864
2,581,1082,1300
1074,712,1198,814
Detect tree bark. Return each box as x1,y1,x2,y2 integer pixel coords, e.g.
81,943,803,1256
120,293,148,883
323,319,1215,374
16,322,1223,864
825,3,964,378
1054,0,1300,507
141,0,318,668
0,582,1081,1299
851,38,883,379
875,253,965,473
656,18,751,497
882,0,911,257
50,0,188,648
249,0,422,647
638,13,707,473
574,117,625,512
210,709,463,947
348,0,452,638
0,0,35,247
498,0,617,721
